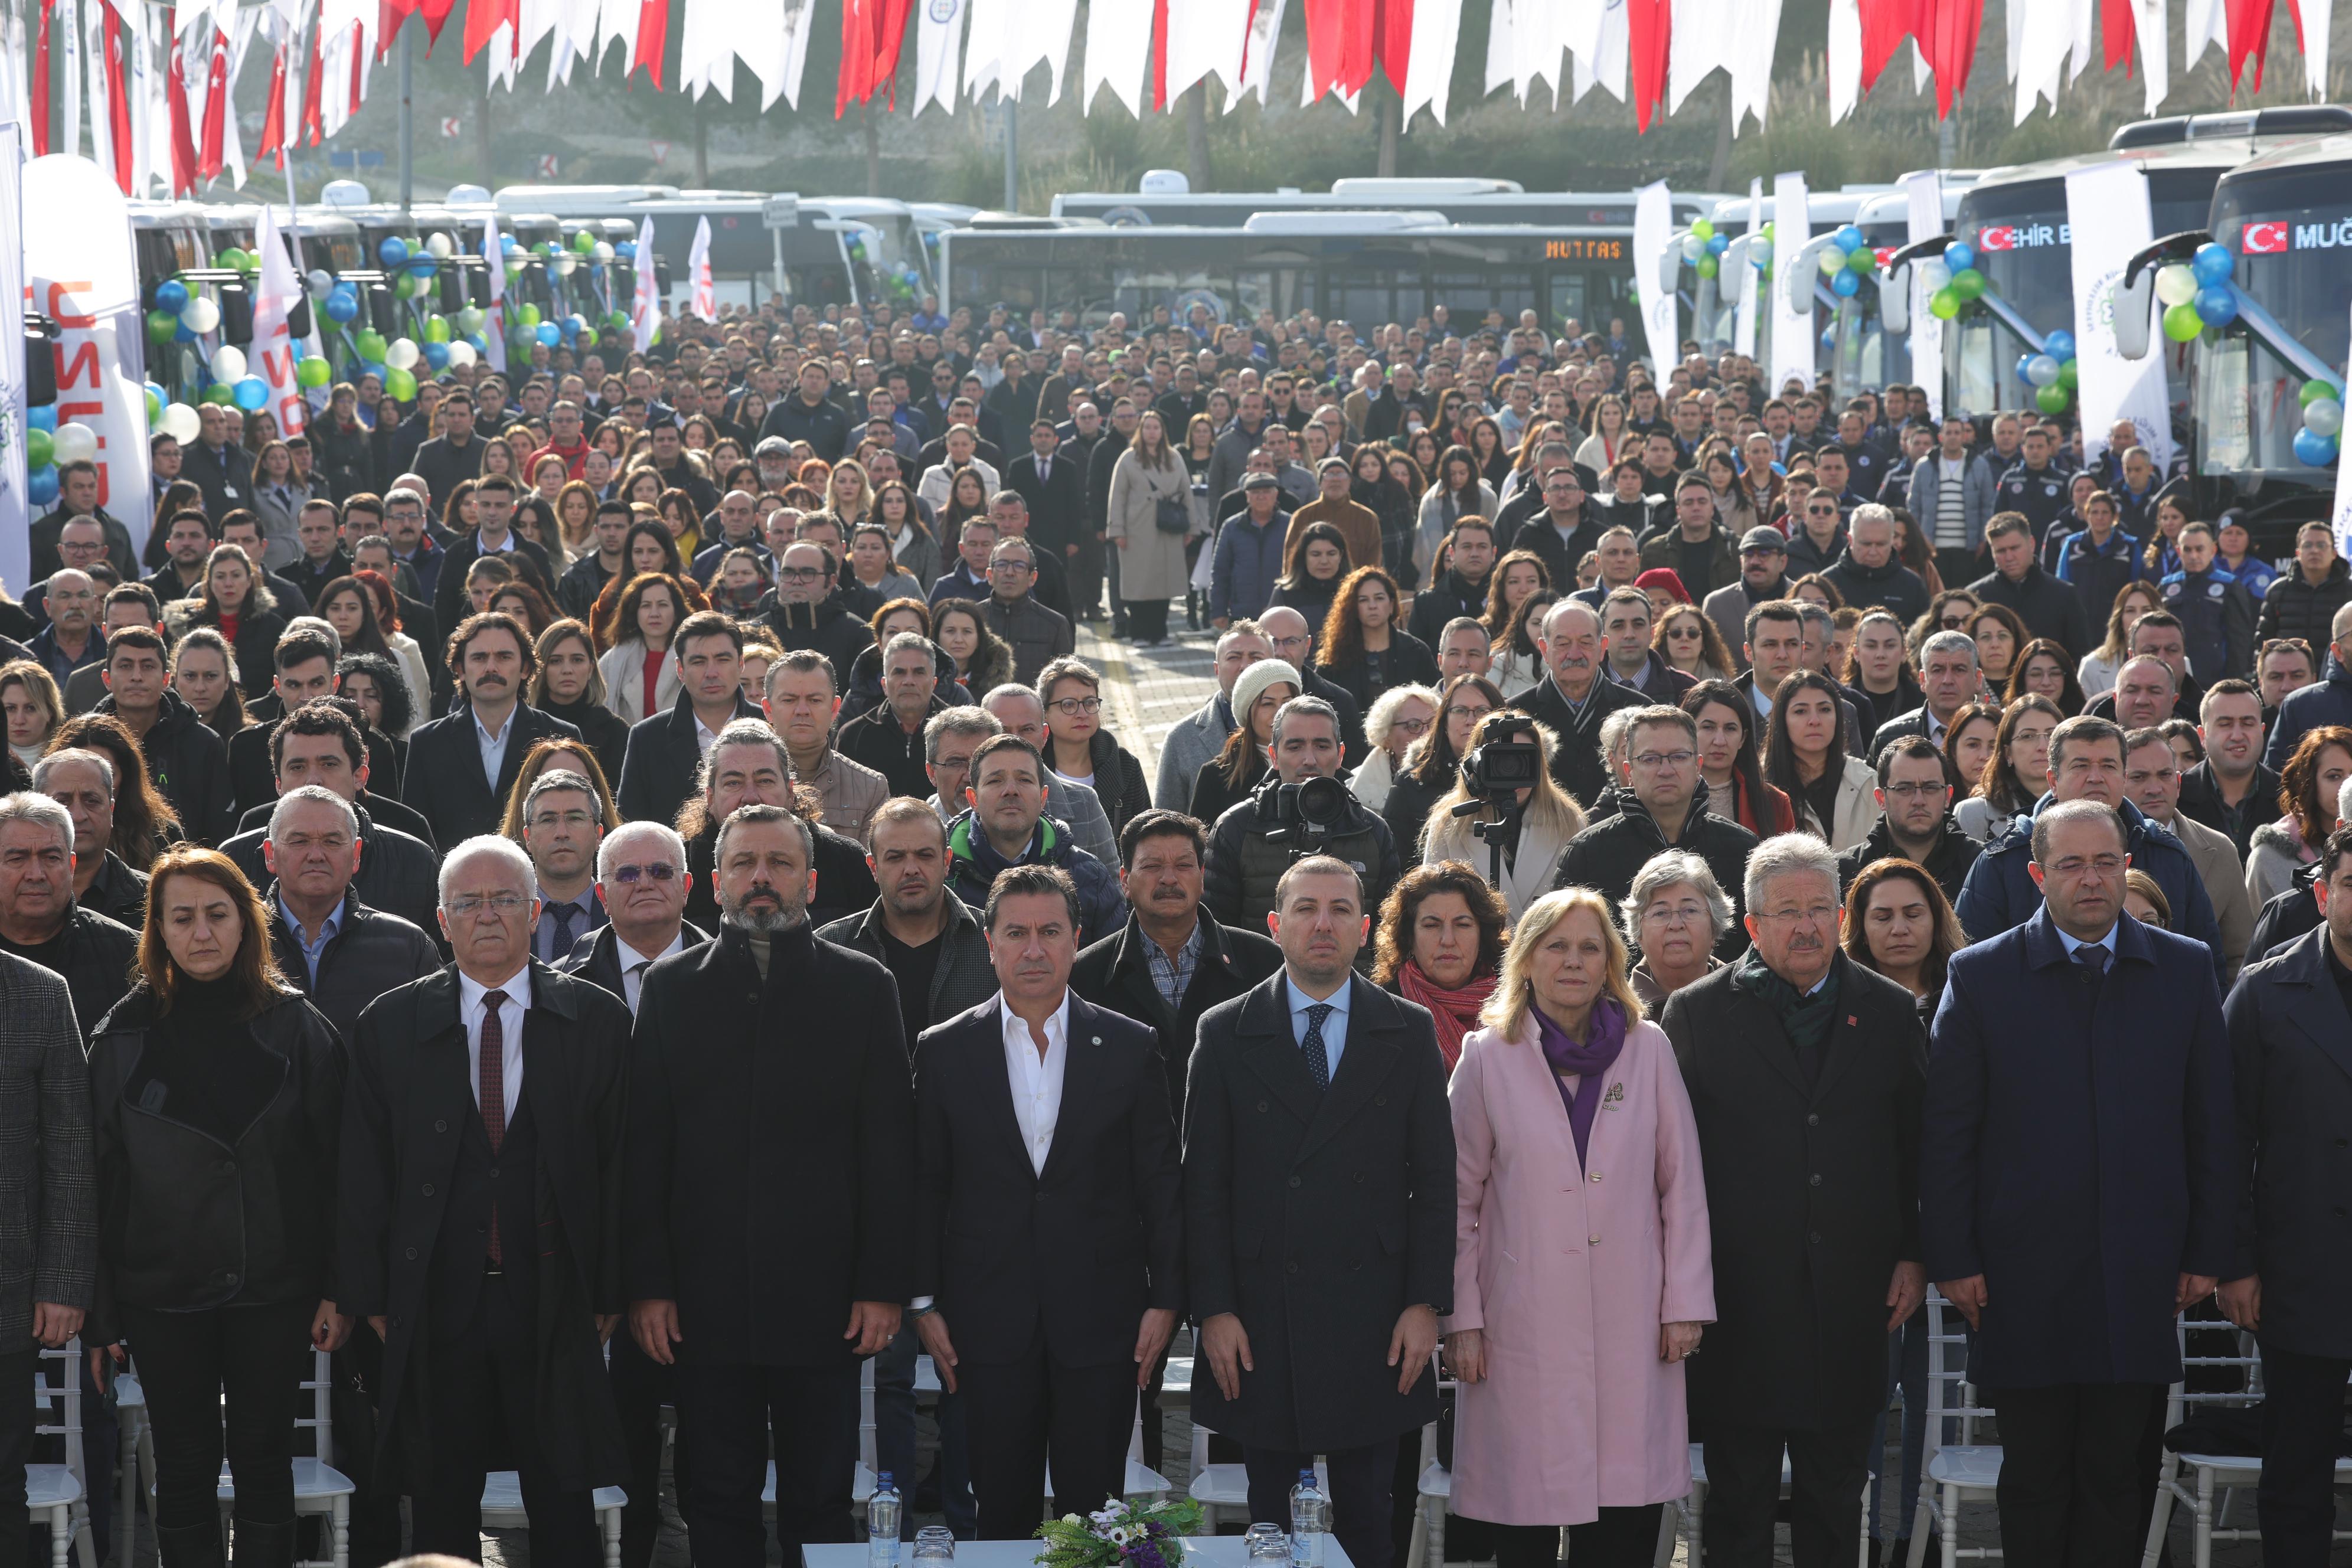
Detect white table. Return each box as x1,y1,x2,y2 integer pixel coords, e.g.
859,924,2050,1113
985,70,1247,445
808,1534,1356,1568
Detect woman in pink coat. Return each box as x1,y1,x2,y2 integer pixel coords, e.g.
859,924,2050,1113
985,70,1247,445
1442,887,1715,1568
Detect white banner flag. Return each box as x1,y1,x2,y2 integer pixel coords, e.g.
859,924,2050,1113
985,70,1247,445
1769,171,1815,397
24,153,152,557
250,201,307,439
0,126,25,596
482,209,508,374
1632,181,1677,375
1906,168,1944,422
2065,161,2173,476
913,0,965,114
688,214,715,322
2330,305,2352,560
631,214,659,353
1734,178,1762,358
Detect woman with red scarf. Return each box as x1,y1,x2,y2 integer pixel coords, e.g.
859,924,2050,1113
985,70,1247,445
1372,862,1511,1074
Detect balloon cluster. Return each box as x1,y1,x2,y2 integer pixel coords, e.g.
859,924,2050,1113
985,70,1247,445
1677,217,1732,281
2295,377,2345,465
1817,223,1877,299
1750,220,1774,276
2013,329,2079,416
144,276,221,345
22,406,93,507
1927,240,1988,321
2155,242,2241,346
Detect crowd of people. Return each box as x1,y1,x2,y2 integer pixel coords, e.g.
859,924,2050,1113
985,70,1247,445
0,288,2342,1568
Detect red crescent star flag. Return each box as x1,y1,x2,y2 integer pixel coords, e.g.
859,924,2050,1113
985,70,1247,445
2243,221,2289,255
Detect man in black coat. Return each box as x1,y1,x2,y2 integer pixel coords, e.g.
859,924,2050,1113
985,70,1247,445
225,638,403,825
1834,737,1982,904
1403,520,1495,648
836,643,950,800
401,613,582,850
0,790,138,1042
614,614,762,829
910,863,1183,1539
2175,679,2277,863
429,476,554,635
1553,707,1758,960
626,803,913,1568
221,707,442,937
260,786,440,1041
1968,513,2094,659
1513,600,1651,811
338,834,632,1562
1659,835,1926,1568
89,629,236,844
1185,855,1453,1568
2219,833,2352,1564
1006,421,1088,582
560,821,711,1017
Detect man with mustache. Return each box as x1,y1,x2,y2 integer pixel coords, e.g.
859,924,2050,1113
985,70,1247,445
399,612,582,850
626,802,914,1568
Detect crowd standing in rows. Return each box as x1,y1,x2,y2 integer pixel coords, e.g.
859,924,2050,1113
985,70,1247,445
0,290,2343,1568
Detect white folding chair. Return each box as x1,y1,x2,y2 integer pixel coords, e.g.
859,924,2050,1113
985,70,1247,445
1185,1419,1324,1531
1905,1292,2001,1568
110,1363,155,1568
29,1338,97,1568
2139,1314,2352,1568
213,1347,354,1568
1046,1403,1171,1513
479,1471,628,1568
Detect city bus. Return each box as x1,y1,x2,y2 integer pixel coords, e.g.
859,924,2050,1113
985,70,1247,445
1050,177,1719,233
1680,187,1899,370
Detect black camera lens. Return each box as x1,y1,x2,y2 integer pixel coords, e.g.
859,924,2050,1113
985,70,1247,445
1295,775,1352,827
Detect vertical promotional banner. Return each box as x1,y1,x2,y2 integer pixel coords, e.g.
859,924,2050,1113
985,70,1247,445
1632,180,1676,374
1906,168,1944,422
2065,161,2174,476
250,201,306,439
1733,177,1761,359
482,209,508,373
24,153,151,558
1769,171,1814,396
631,214,659,352
0,125,24,595
2331,304,2352,561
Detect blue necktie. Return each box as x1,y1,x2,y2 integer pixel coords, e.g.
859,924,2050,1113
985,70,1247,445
548,901,577,962
1301,1003,1334,1091
2075,944,2109,983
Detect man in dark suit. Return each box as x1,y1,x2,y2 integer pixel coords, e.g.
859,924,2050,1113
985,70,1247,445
338,834,633,1562
1007,420,1087,583
615,612,761,829
260,785,440,1042
226,635,402,825
1925,801,2235,1568
1185,855,1453,1568
2219,825,2352,1564
401,612,582,850
626,802,913,1568
430,475,554,634
1659,833,1927,1568
910,863,1183,1538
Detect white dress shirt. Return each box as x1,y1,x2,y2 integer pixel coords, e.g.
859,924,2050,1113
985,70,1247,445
474,704,517,793
1002,992,1071,1176
1285,976,1352,1079
459,965,531,1122
615,929,688,1015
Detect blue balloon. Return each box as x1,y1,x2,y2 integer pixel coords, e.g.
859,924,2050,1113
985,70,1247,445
324,290,359,324
2016,353,2042,386
378,237,409,267
535,322,560,347
155,279,189,313
26,406,55,432
1707,233,1730,255
2294,426,2340,466
175,323,197,342
613,241,635,259
1831,225,1861,253
423,341,450,370
1821,329,1837,349
466,334,489,354
358,361,386,381
1831,269,1861,298
2042,328,2076,361
2194,285,2239,326
405,254,437,276
27,466,57,507
2192,241,2236,285
1943,240,1978,273
232,375,269,411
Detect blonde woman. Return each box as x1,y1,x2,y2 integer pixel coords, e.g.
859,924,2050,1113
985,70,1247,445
1445,887,1713,1568
1420,712,1589,917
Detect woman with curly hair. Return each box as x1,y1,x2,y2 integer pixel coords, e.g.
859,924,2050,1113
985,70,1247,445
588,524,707,650
1316,564,1441,711
1955,696,2062,844
333,654,413,779
2248,726,2352,907
51,711,181,867
527,620,631,783
1372,861,1510,1074
1654,603,1735,685
489,579,560,642
597,573,690,724
1684,680,1795,837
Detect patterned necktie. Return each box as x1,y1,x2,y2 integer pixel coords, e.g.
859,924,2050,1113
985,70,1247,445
627,960,651,1016
548,902,577,962
2074,944,2110,982
479,989,508,1264
1301,1003,1334,1092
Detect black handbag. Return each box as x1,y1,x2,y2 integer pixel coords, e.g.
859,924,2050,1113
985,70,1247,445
1154,492,1191,535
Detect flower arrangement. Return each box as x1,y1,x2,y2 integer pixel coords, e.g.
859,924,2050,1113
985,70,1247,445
1034,1498,1206,1568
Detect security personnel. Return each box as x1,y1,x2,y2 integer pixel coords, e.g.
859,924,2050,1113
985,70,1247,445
2158,521,2258,682
1993,427,2072,545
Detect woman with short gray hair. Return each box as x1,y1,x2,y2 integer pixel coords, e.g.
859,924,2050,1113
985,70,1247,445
1621,850,1736,1010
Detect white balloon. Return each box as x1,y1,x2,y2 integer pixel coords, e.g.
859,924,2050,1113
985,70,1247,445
1917,259,1951,292
161,404,201,443
592,241,615,263
446,340,478,367
1680,233,1706,261
50,423,98,465
2307,398,2345,439
306,269,334,299
210,345,248,383
554,252,578,276
1818,247,1846,277
181,296,221,335
1749,239,1773,268
2025,354,2060,388
386,338,421,370
2155,264,2199,308
426,232,455,260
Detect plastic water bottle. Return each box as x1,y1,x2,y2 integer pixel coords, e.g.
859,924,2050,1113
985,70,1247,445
869,1472,902,1566
1289,1469,1328,1568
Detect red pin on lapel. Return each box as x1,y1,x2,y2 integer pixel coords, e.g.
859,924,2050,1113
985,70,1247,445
1846,1016,1857,1026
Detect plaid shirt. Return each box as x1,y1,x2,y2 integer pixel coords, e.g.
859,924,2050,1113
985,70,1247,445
1144,919,1206,1011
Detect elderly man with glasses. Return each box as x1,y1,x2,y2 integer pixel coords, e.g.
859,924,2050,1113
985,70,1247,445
981,538,1075,688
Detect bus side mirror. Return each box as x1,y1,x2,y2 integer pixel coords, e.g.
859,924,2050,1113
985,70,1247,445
2114,272,2155,361
1785,236,1840,317
1654,236,1684,298
1881,263,1909,334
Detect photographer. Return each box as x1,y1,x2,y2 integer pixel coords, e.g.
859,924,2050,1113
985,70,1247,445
1206,695,1403,933
1417,713,1588,917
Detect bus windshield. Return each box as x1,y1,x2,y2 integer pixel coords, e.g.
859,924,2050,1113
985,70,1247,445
1946,182,2073,416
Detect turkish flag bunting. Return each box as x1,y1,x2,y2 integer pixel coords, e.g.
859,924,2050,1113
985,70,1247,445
300,16,325,145
2225,0,2275,92
1857,0,1924,94
1148,0,1169,110
167,11,200,195
105,6,135,191
257,39,288,168
630,0,668,87
1627,0,1670,132
836,0,873,115
873,0,913,106
1921,0,1982,118
2102,0,2135,70
197,22,229,184
30,0,51,158
461,0,517,66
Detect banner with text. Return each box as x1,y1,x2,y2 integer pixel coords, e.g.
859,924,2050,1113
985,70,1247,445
2065,161,2174,476
1769,171,1815,396
1906,169,1943,423
1634,181,1677,376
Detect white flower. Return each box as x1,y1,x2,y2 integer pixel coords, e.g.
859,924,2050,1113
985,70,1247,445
1106,1527,1135,1546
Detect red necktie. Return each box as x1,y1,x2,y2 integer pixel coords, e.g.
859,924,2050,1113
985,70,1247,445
479,989,508,1264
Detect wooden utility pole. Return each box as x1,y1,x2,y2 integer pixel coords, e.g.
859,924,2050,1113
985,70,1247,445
1378,84,1400,177
864,101,881,195
476,73,493,184
694,96,709,185
1184,82,1212,190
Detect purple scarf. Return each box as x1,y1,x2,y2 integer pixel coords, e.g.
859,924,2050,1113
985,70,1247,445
1534,998,1629,1166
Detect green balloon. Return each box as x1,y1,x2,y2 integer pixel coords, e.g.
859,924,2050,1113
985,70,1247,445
1696,255,1719,279
354,329,388,362
384,366,418,401
2162,302,2204,342
297,355,332,388
517,303,542,328
2057,358,2079,391
573,230,597,254
423,315,451,344
202,383,236,405
2300,377,2337,408
147,309,179,344
2034,384,2070,415
26,429,52,469
144,387,163,422
1929,287,1961,320
1846,246,1876,275
1950,267,1987,300
1691,218,1714,241
606,309,629,330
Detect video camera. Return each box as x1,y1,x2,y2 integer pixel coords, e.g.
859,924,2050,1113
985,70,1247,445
1262,773,1354,858
1449,713,1544,881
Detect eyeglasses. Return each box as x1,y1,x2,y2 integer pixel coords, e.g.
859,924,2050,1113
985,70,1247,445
446,892,530,917
1445,704,1494,722
778,566,826,583
991,561,1035,575
1882,781,1947,799
2046,854,2126,877
1050,695,1103,716
608,862,680,884
1631,749,1696,769
1390,715,1433,736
